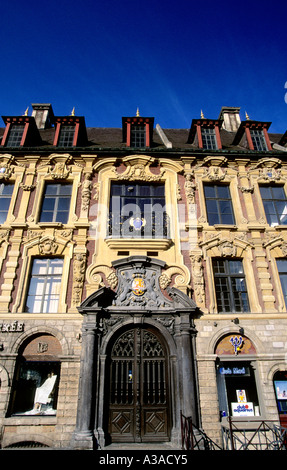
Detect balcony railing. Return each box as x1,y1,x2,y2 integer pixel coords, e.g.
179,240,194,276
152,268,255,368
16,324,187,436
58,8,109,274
107,211,170,239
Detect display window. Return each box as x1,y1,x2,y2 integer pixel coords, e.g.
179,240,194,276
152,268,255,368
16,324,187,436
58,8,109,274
8,334,62,417
273,371,287,423
215,333,259,420
216,361,260,419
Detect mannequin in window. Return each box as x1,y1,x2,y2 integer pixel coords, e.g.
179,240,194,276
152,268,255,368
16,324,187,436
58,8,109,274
25,371,57,414
34,372,57,411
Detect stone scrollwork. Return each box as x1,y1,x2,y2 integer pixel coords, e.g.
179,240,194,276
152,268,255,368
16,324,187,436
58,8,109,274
87,264,118,290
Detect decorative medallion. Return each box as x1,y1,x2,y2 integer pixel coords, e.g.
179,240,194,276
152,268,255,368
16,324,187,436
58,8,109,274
130,217,146,231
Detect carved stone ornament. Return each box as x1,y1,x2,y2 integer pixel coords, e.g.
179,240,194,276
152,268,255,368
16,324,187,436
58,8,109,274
184,173,196,204
204,166,226,181
0,154,15,180
39,154,72,179
72,253,87,307
38,238,58,255
190,252,205,305
81,172,93,211
112,156,165,182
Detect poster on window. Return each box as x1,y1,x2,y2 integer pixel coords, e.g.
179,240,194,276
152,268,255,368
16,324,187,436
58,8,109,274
274,381,287,400
236,389,247,403
231,402,255,416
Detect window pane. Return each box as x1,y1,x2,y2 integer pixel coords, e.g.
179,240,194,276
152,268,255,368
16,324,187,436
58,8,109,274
260,186,272,199
40,184,71,224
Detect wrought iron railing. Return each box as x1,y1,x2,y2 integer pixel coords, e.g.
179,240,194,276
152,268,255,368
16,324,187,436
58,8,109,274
107,211,170,239
180,412,222,450
221,417,287,450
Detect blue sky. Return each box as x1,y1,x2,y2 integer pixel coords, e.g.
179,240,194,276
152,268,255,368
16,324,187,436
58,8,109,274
1,0,287,132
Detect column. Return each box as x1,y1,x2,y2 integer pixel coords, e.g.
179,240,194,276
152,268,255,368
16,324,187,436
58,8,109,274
70,319,98,449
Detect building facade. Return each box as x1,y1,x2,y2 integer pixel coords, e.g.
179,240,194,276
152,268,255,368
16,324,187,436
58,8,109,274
0,104,287,449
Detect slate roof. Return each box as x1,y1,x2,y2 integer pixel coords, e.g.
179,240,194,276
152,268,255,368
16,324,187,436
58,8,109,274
0,123,285,154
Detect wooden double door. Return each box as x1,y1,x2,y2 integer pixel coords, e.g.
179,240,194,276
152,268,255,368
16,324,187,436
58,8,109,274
108,327,170,442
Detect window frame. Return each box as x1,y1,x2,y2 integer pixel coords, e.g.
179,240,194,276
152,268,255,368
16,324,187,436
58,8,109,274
0,182,14,224
277,259,287,309
201,127,218,150
204,183,235,225
25,258,64,313
213,258,250,313
108,182,169,239
250,129,268,151
39,182,72,224
259,184,287,226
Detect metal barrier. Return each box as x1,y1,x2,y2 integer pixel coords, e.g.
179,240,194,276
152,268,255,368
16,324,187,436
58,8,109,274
221,417,287,450
180,412,222,450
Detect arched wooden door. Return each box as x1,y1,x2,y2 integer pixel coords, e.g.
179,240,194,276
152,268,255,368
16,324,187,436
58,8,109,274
108,327,170,442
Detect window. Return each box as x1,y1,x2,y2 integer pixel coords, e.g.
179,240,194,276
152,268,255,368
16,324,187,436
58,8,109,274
25,258,63,313
108,182,169,238
204,184,235,225
0,183,13,223
201,127,218,150
216,361,259,418
131,125,146,148
250,129,268,151
57,125,75,147
213,259,249,313
5,124,25,147
40,183,72,224
9,334,61,417
277,259,287,308
260,185,287,226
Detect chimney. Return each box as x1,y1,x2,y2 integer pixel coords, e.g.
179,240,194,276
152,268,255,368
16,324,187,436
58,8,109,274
219,106,241,132
31,103,54,129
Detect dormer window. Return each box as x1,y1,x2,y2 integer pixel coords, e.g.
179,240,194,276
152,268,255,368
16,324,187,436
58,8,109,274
233,118,272,151
1,115,41,147
5,124,25,147
122,113,154,148
250,129,268,151
201,127,218,150
53,114,87,147
187,117,222,149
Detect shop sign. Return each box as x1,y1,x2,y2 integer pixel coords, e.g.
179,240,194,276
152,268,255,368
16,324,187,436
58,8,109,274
0,321,24,332
231,402,255,416
219,366,248,376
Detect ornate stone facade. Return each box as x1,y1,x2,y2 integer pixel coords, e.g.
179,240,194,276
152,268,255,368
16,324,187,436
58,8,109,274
0,104,286,449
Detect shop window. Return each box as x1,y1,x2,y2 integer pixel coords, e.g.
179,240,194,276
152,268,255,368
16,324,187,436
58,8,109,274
25,258,63,313
273,371,287,420
0,183,14,223
108,182,169,238
40,183,72,224
216,361,260,419
259,185,287,226
213,259,249,313
204,184,235,225
8,334,61,416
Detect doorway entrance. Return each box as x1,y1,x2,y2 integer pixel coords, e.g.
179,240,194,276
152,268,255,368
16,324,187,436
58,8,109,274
107,326,170,442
